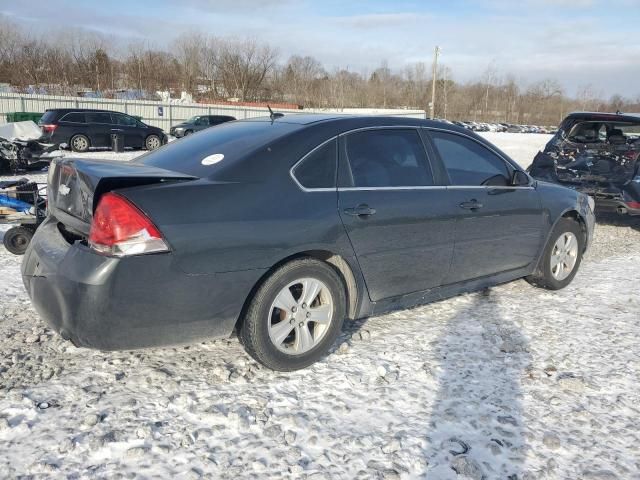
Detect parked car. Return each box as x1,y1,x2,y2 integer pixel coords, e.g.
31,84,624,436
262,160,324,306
38,109,167,152
528,112,640,215
169,115,236,138
22,115,594,371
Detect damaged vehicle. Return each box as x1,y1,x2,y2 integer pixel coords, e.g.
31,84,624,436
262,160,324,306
22,115,594,371
0,121,60,174
528,112,640,215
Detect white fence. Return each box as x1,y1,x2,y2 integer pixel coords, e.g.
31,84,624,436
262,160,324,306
0,92,426,130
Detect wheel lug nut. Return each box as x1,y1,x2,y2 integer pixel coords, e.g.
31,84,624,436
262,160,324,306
291,306,297,313
299,322,304,327
302,303,307,309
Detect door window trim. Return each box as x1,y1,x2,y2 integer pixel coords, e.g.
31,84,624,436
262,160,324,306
424,126,533,188
289,136,338,192
339,126,438,190
289,125,535,192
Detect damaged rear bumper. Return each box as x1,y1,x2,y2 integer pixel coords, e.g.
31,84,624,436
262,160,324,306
21,217,266,350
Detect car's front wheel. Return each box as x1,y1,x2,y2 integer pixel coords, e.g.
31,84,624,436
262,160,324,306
145,134,162,150
526,217,584,290
240,258,346,371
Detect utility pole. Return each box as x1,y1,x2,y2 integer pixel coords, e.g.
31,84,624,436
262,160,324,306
443,67,448,120
429,46,440,119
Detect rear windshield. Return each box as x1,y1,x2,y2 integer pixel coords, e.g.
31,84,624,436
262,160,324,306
137,119,300,177
39,111,59,124
566,121,640,143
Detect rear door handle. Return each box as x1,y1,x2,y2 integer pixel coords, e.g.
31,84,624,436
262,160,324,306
459,200,483,210
344,204,376,217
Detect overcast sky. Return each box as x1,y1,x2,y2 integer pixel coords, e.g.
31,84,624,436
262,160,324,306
2,0,640,97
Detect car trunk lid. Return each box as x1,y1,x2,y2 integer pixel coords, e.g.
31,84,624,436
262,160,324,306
48,157,196,236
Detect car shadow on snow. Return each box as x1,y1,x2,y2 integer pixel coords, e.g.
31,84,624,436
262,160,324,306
421,290,532,479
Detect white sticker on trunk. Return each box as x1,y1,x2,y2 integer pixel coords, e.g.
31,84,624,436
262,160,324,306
201,153,224,165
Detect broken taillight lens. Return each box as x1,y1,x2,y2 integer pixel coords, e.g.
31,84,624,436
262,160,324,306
89,192,169,257
625,201,640,210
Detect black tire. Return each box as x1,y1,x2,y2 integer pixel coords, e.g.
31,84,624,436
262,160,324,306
239,258,346,371
3,226,34,255
526,217,584,290
70,134,90,152
183,130,193,136
145,135,162,150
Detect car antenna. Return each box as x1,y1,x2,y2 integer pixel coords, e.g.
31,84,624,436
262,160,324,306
268,105,276,121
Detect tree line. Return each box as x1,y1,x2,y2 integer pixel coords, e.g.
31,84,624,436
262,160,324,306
1,17,638,126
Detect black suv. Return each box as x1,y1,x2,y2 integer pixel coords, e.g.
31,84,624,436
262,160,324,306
169,115,236,138
38,109,167,152
528,112,640,215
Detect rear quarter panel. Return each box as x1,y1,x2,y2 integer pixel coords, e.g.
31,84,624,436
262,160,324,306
120,126,357,276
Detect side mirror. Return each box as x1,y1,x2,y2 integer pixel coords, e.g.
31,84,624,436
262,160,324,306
511,170,530,186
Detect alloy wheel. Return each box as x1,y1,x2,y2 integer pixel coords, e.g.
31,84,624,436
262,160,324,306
147,136,161,149
550,232,578,281
268,278,334,355
72,136,88,151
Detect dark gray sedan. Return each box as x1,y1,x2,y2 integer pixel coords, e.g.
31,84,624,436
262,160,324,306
22,115,595,371
169,115,236,138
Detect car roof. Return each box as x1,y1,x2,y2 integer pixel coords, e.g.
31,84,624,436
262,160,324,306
566,111,640,123
46,108,126,114
242,113,462,131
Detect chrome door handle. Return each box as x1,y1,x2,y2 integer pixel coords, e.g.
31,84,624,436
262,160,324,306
459,200,483,210
344,204,376,217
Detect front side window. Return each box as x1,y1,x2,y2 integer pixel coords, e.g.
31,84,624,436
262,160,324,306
195,116,209,126
292,139,337,189
86,112,112,124
430,131,512,186
344,129,433,187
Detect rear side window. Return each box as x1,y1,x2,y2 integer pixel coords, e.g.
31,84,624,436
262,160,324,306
430,131,511,186
39,111,58,124
114,114,137,126
86,112,112,124
60,112,85,123
344,129,433,187
292,139,337,189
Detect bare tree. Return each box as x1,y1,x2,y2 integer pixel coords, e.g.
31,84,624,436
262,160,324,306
217,38,278,101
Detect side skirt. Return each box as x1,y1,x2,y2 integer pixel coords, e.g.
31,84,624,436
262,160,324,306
367,265,534,318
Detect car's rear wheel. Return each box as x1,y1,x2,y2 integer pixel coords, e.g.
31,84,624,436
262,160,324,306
526,217,584,290
3,226,34,255
239,258,346,371
70,134,90,152
145,135,161,150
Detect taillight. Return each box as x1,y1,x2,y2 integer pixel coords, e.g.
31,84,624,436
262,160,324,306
41,124,57,133
89,192,168,257
625,201,640,210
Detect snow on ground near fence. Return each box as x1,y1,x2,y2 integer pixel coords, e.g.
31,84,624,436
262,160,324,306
1,133,639,479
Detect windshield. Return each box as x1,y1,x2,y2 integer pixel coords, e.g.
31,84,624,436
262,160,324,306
186,116,200,123
137,119,300,177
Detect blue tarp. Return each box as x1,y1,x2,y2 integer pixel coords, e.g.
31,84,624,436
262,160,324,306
0,195,31,212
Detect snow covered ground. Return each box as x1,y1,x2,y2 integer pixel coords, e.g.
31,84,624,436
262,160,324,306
1,135,639,479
